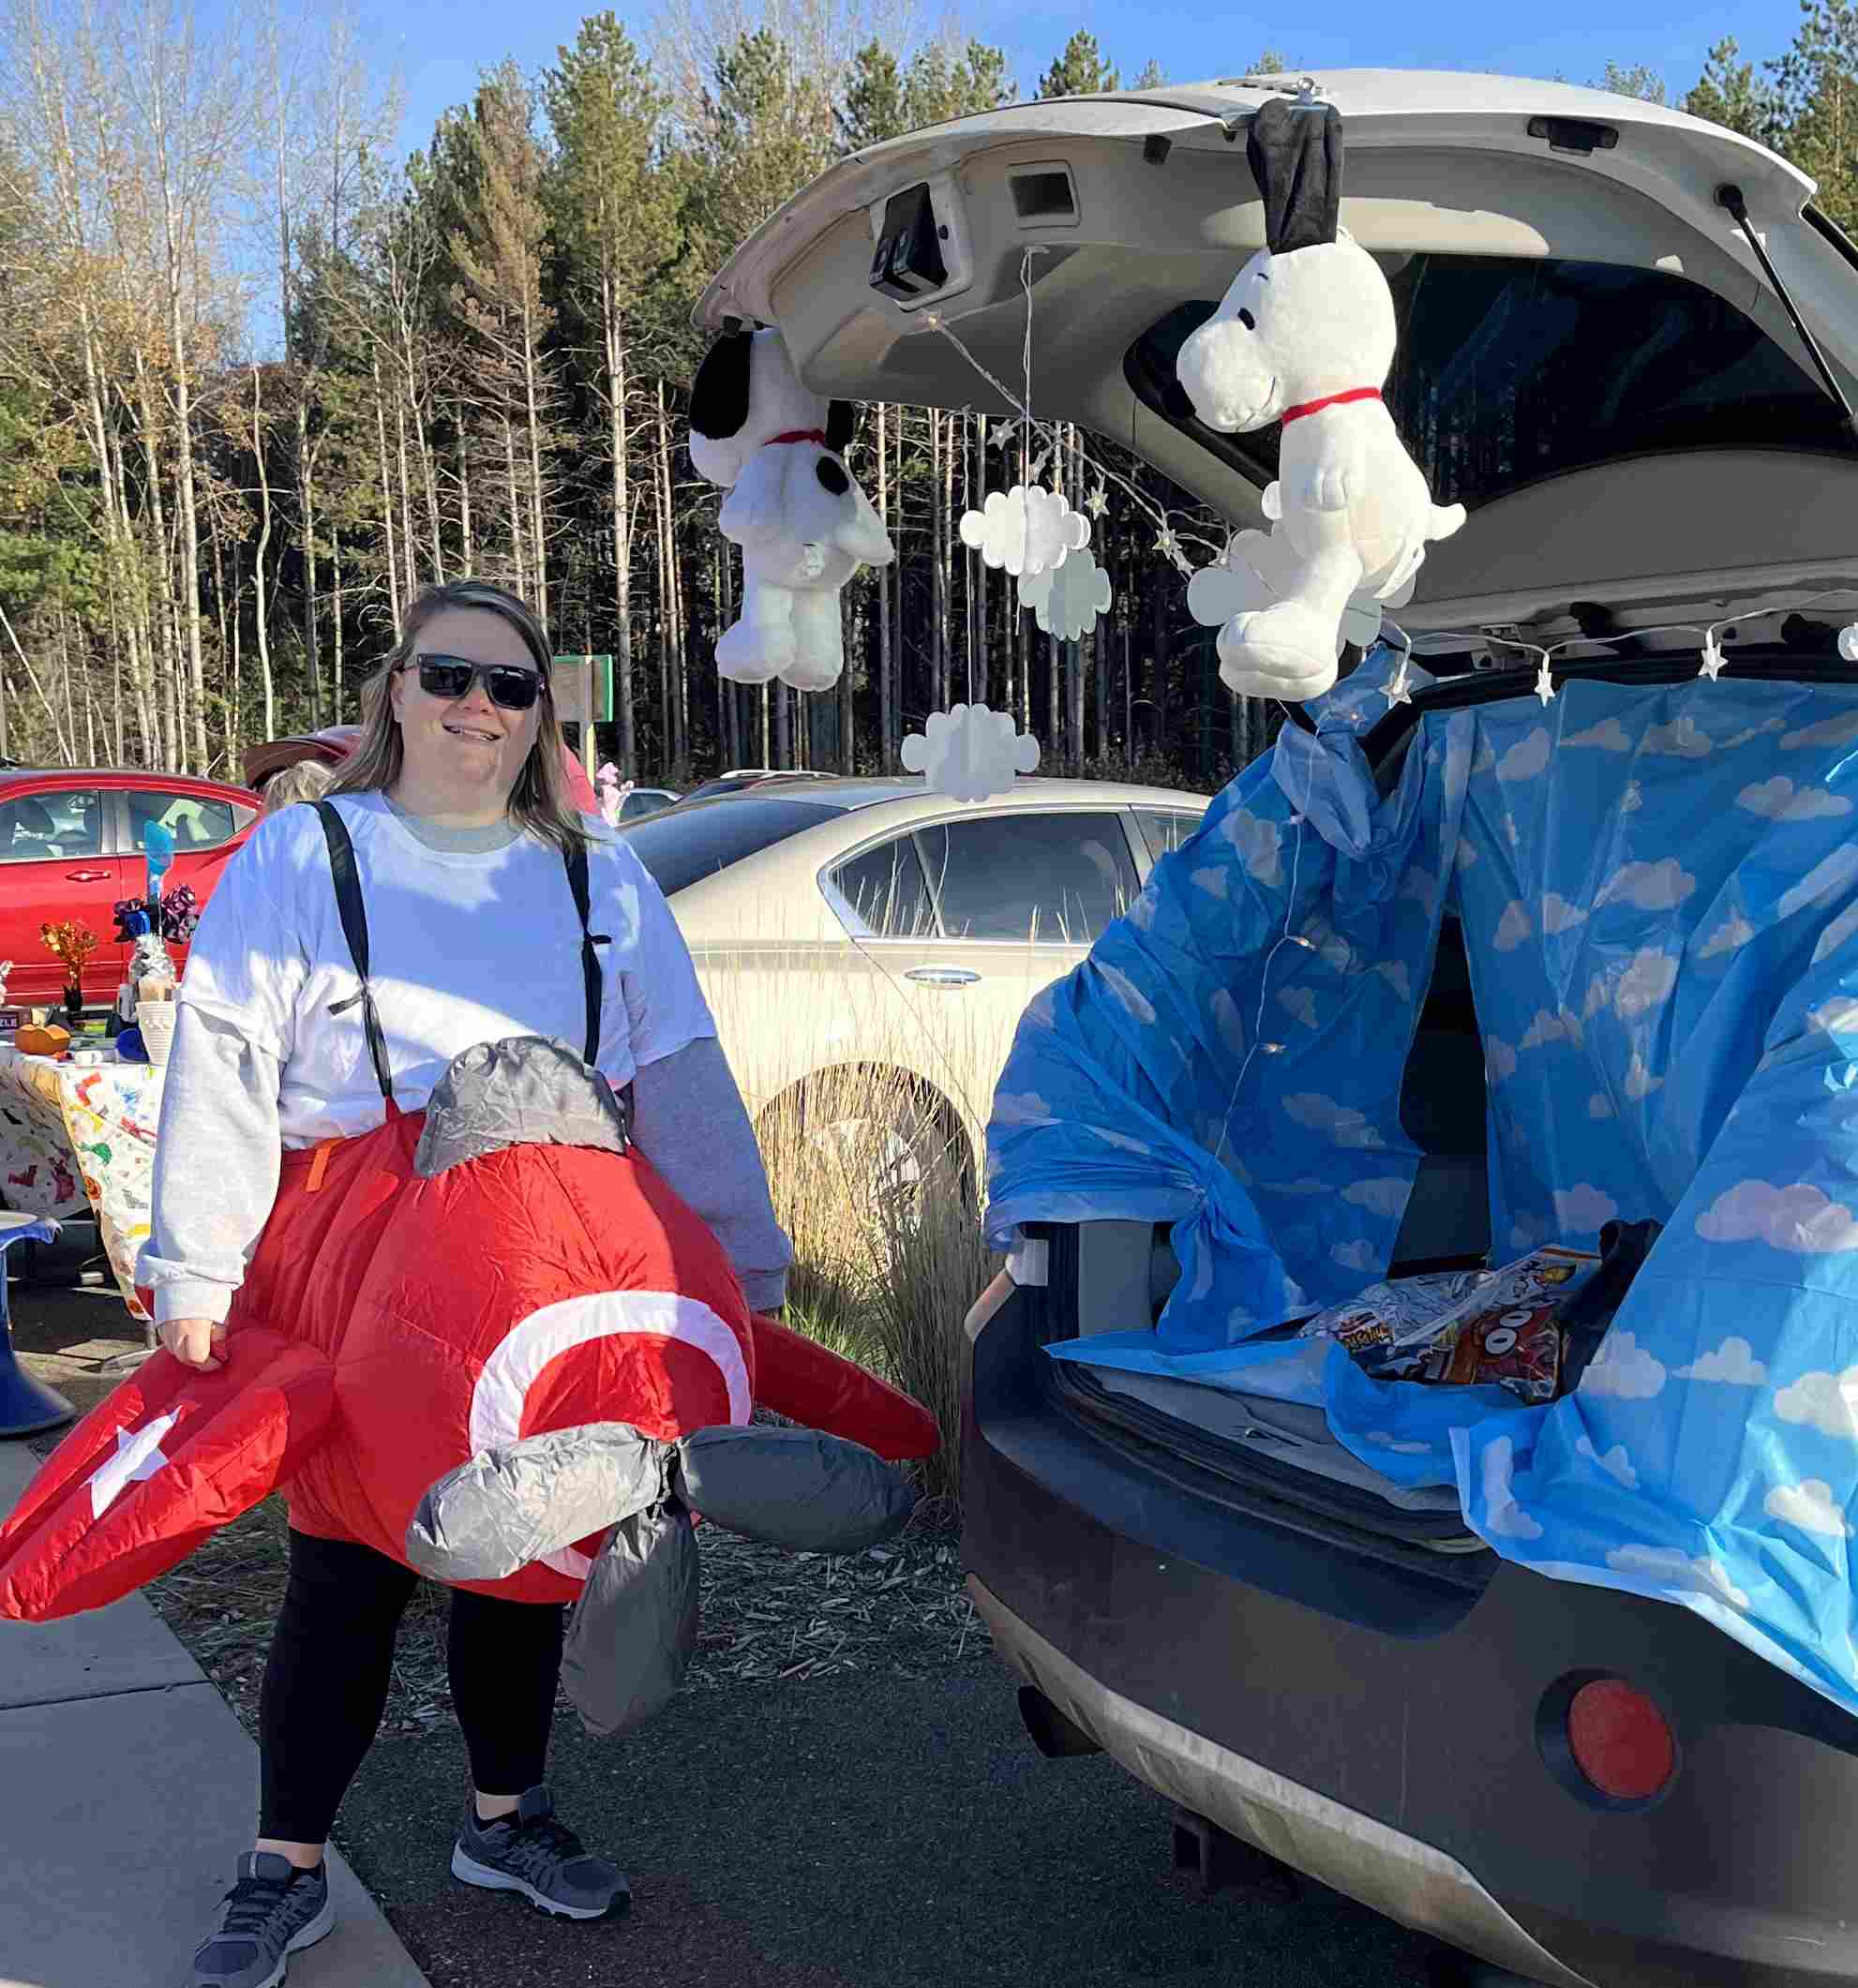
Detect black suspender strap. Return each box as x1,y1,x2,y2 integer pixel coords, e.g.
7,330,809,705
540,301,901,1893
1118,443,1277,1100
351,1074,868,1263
313,800,396,1106
563,839,608,1071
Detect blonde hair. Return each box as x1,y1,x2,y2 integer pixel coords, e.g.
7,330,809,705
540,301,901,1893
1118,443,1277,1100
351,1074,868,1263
327,578,589,855
261,758,334,815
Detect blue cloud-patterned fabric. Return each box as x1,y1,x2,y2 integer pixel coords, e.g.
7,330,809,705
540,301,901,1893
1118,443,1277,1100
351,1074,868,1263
984,642,1858,1716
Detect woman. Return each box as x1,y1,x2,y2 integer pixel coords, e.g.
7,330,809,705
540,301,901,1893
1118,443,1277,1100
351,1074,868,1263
141,579,793,1988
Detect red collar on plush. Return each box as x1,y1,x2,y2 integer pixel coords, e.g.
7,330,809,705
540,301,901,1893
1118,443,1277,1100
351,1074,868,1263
1281,387,1383,425
767,428,829,446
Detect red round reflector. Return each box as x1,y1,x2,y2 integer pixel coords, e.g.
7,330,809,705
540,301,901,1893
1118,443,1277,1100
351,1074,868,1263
1566,1679,1675,1801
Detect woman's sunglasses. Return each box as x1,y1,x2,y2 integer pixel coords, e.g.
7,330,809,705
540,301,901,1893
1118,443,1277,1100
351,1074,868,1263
399,655,547,711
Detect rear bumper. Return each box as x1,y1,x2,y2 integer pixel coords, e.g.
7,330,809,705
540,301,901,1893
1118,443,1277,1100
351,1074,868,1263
964,1263,1858,1988
973,1574,1596,1987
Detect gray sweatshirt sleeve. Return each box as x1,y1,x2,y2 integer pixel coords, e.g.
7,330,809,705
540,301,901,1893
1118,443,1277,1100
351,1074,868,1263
628,1036,793,1314
137,1005,284,1327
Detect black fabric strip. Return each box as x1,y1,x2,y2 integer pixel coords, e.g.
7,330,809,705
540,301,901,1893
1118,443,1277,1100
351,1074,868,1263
313,800,395,1105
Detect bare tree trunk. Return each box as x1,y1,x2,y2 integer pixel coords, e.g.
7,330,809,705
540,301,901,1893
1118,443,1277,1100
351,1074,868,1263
131,365,182,770
1122,549,1133,769
839,594,855,772
502,416,526,597
303,436,322,720
457,410,475,572
971,414,986,709
157,191,210,770
653,380,685,775
396,394,419,598
404,336,444,586
718,545,740,768
522,306,548,623
103,416,156,761
876,404,892,767
1146,554,1166,759
372,355,401,641
297,396,321,725
332,533,345,721
605,273,636,778
929,411,947,712
250,368,277,739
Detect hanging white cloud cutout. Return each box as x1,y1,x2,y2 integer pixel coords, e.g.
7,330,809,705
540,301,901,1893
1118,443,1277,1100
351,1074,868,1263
899,702,1040,803
1185,527,1404,656
958,486,1089,578
1020,549,1113,641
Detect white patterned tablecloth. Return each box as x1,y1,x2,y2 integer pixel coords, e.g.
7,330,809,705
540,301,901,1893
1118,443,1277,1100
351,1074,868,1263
0,1044,165,1319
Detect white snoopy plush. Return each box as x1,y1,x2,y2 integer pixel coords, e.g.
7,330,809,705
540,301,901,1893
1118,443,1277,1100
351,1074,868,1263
689,326,893,693
1176,97,1464,703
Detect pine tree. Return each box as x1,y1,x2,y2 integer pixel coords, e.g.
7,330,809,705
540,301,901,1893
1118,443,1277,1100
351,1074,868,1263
445,61,561,620
1769,0,1858,228
1684,36,1776,140
1038,31,1119,100
546,12,676,776
1595,61,1668,104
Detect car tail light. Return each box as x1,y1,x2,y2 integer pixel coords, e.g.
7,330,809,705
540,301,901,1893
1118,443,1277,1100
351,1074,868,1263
1566,1678,1675,1801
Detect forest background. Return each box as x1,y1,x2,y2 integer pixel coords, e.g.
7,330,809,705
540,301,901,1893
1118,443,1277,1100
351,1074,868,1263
0,0,1846,785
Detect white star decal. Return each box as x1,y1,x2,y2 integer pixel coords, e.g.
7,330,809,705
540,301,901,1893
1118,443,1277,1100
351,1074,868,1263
1085,485,1109,519
1383,659,1414,708
1534,660,1556,706
1698,634,1727,681
87,1412,179,1518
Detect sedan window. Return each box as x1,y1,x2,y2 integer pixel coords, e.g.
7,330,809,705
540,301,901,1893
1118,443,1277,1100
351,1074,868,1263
0,788,102,861
828,835,937,938
125,789,240,851
616,795,849,896
915,813,1140,945
1133,808,1205,865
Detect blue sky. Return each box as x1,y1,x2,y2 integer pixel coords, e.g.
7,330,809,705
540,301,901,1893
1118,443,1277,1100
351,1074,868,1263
363,1,1800,161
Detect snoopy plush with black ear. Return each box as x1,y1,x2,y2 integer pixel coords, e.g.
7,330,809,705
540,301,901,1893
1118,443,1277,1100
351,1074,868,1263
1176,97,1465,703
689,326,894,692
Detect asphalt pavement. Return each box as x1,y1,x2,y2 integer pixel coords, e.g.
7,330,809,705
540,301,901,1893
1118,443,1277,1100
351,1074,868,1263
335,1667,1442,1988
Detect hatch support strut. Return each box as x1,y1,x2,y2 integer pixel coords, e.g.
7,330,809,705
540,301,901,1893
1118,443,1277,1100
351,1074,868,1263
1717,184,1858,436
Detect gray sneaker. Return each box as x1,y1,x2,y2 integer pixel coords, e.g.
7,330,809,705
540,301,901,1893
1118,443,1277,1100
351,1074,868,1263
451,1785,629,1921
191,1852,334,1988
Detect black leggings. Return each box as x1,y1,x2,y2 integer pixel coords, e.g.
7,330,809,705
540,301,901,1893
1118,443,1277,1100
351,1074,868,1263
258,1528,566,1846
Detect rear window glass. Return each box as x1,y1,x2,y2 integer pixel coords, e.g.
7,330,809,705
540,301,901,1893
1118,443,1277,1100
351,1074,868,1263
1128,255,1858,510
614,796,847,896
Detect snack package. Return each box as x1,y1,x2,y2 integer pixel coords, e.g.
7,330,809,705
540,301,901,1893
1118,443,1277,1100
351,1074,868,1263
1297,1270,1493,1369
1395,1245,1602,1402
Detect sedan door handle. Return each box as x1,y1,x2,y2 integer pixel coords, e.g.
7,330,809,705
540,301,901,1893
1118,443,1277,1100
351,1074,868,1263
905,965,981,987
65,868,112,881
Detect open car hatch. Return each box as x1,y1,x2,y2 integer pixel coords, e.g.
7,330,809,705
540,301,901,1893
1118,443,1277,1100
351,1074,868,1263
697,72,1858,639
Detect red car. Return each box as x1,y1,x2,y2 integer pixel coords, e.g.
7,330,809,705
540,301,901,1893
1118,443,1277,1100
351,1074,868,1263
0,769,261,1009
